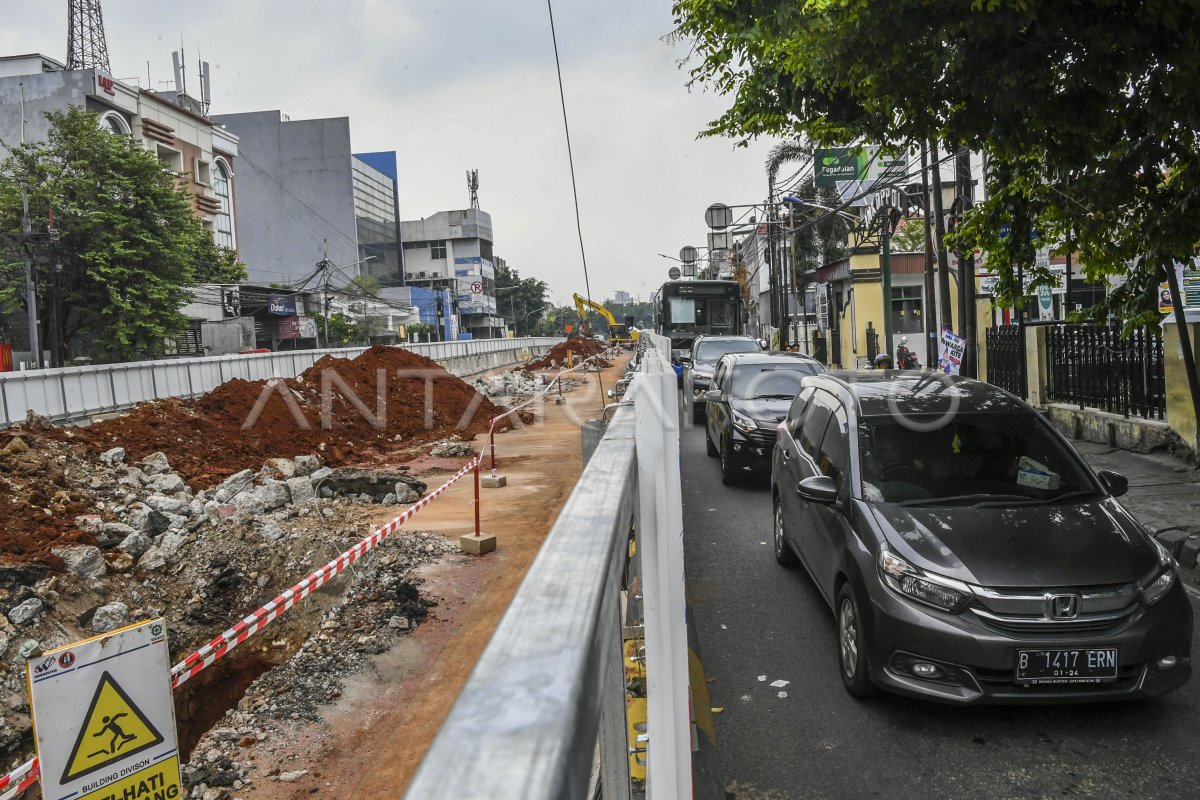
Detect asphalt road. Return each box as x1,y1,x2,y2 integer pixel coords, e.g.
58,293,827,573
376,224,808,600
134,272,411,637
679,416,1200,800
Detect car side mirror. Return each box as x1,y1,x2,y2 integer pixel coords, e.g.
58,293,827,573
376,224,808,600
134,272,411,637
796,475,840,505
1098,469,1128,498
704,389,723,403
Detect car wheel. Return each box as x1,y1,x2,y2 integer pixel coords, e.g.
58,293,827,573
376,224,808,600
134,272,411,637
773,495,796,566
692,401,705,425
719,437,737,486
705,425,718,457
836,583,877,698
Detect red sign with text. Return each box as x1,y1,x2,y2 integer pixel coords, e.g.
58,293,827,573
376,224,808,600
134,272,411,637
0,343,12,372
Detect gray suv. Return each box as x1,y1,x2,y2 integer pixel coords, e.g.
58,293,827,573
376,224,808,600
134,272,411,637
682,335,761,424
772,371,1192,703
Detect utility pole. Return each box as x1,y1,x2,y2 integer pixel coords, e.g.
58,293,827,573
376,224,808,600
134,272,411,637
929,140,953,335
955,148,976,378
880,199,894,361
920,142,938,366
319,240,332,348
19,83,41,369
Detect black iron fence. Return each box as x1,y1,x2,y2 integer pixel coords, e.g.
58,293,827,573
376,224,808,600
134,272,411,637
986,326,1026,398
1045,324,1166,420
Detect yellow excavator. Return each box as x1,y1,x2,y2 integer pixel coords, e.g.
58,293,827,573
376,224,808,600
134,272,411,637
572,293,639,347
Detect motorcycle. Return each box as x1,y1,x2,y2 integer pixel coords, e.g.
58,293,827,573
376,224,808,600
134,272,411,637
895,336,920,370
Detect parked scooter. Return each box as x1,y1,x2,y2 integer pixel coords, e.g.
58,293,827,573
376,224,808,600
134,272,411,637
895,336,920,370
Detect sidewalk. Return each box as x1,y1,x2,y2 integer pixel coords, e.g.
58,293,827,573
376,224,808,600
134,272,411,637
1074,441,1200,582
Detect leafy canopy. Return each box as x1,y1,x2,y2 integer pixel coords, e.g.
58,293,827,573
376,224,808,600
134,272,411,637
672,1,1200,323
0,107,245,361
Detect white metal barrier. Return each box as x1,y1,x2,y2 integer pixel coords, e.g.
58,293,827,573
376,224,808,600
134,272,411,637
404,333,691,799
0,338,561,427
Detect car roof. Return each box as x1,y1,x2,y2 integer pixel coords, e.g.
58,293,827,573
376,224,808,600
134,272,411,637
721,352,824,368
694,335,757,344
804,370,1027,417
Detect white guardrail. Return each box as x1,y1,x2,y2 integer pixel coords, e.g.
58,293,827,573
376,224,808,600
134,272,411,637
0,337,562,428
404,333,692,800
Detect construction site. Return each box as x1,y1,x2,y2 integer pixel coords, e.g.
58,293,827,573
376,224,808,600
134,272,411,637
0,336,625,799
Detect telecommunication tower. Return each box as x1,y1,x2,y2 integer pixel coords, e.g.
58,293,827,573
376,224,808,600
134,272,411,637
66,0,112,72
467,169,480,210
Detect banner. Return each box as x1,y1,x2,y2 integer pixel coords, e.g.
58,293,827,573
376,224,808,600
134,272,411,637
814,146,908,188
937,330,965,375
268,295,298,316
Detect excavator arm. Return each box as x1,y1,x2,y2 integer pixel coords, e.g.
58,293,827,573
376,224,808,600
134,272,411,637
571,293,638,345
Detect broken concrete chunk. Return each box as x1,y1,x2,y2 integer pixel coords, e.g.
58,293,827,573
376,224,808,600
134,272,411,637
74,514,104,533
309,466,334,484
214,469,255,503
293,455,321,476
138,452,171,476
318,469,426,503
118,531,152,559
157,531,189,560
138,546,167,573
260,523,286,542
101,522,136,541
99,447,126,465
265,458,297,479
7,598,43,626
89,602,129,633
285,477,315,505
257,480,291,512
51,545,107,579
127,505,171,536
143,494,190,516
394,483,420,504
147,473,186,495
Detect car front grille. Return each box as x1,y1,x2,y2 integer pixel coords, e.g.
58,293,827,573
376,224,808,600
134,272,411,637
967,582,1142,636
743,428,776,448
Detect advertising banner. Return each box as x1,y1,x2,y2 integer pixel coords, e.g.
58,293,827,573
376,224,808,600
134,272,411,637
0,343,12,372
815,146,908,188
277,316,301,339
268,295,298,316
937,330,965,375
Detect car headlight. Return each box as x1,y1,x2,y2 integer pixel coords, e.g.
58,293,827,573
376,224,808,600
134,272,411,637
879,550,971,614
731,410,756,433
1143,539,1177,606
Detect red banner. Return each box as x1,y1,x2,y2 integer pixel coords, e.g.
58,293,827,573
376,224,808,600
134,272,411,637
0,343,12,372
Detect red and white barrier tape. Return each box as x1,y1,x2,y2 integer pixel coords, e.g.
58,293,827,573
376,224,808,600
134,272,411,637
0,759,37,800
170,455,481,689
0,457,481,797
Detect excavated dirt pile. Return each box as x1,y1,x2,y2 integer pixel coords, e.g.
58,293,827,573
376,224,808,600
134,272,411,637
45,345,504,487
525,337,611,371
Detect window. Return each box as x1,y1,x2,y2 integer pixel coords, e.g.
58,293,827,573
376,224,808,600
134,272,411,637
155,143,184,174
430,240,447,259
891,286,924,333
787,387,816,436
99,112,130,136
212,159,235,249
799,395,833,459
194,158,212,187
818,406,851,494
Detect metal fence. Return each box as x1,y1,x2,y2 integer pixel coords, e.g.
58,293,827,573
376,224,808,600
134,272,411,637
985,325,1026,399
1045,324,1166,419
404,334,692,800
0,338,560,428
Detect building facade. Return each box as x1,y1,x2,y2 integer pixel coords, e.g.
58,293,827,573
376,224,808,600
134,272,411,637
401,209,504,339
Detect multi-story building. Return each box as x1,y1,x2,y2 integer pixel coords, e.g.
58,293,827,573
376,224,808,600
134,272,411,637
612,290,633,305
0,54,238,242
401,209,504,339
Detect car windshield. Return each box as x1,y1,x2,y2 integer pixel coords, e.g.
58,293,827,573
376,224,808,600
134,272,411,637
694,339,758,364
731,363,821,399
858,412,1099,506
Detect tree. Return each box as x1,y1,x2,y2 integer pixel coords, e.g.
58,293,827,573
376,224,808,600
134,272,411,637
493,260,549,336
0,107,245,364
314,312,363,346
673,0,1200,432
890,214,927,254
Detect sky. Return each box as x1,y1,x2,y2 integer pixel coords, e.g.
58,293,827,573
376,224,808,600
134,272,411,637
1,0,778,305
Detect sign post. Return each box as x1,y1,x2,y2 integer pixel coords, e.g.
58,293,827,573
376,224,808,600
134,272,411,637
27,619,182,800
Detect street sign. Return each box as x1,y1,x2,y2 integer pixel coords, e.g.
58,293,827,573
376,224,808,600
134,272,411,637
28,619,181,800
471,281,483,294
668,266,681,280
704,204,733,230
707,230,730,253
679,246,698,264
1038,285,1055,320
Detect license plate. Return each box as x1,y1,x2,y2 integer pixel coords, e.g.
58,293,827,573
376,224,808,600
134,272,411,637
1016,648,1119,684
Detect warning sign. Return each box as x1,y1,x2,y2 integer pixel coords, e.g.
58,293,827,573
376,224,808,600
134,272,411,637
27,619,181,800
62,671,165,782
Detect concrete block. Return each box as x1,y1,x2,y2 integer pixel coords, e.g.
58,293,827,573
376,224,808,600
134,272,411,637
459,533,497,555
555,396,568,405
1178,535,1200,569
481,475,507,488
1155,528,1193,557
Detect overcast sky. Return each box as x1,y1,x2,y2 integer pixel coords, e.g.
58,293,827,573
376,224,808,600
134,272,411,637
2,0,776,304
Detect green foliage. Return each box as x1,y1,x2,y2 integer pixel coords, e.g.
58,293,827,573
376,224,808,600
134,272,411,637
0,107,246,362
891,215,927,253
314,312,363,346
494,261,549,336
672,0,1200,328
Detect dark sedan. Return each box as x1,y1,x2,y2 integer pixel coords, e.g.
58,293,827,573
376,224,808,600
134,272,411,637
704,352,824,484
772,371,1191,704
683,335,762,424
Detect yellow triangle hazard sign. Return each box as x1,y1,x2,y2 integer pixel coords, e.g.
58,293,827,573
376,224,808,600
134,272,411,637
61,671,165,784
